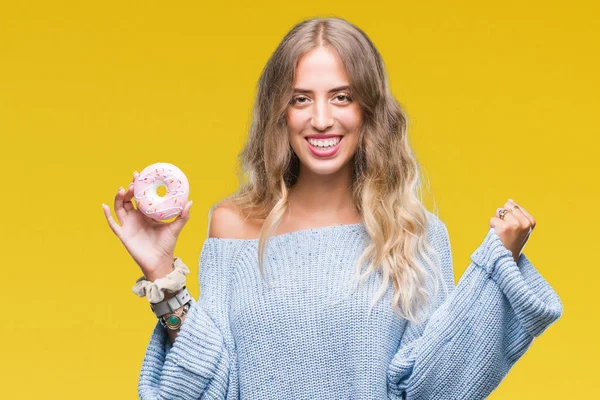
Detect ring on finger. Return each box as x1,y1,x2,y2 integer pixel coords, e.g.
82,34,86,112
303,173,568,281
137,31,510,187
498,208,514,220
499,204,520,220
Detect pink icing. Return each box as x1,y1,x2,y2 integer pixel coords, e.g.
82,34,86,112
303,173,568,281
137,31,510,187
133,162,190,221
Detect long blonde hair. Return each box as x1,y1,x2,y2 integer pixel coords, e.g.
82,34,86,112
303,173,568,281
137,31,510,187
213,17,448,324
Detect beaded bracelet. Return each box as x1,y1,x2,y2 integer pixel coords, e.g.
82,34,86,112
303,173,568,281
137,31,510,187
132,257,190,303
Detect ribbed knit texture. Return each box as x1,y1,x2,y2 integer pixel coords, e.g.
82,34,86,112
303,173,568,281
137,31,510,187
138,212,563,400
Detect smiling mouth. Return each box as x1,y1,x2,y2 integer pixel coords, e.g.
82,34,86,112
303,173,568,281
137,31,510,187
304,136,344,157
304,136,343,149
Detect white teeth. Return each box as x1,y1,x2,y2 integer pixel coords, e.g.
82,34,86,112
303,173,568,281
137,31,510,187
307,137,341,147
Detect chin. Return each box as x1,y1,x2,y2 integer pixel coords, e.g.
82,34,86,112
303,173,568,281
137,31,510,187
306,165,343,176
302,155,353,176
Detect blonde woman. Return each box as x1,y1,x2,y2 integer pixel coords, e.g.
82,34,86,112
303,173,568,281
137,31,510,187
102,17,563,400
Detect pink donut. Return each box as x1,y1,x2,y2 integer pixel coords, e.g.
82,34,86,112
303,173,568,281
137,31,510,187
133,162,190,221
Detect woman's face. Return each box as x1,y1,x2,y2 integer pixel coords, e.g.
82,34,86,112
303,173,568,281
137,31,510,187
287,46,362,177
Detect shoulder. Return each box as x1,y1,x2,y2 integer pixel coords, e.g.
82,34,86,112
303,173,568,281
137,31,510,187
423,210,452,263
424,209,445,234
424,209,454,283
207,200,262,239
207,201,243,239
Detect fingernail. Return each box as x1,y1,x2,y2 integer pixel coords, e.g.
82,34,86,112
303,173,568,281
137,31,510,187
508,198,513,202
189,200,193,208
101,203,106,209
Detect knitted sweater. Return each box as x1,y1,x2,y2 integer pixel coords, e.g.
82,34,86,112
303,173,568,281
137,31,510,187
137,213,563,400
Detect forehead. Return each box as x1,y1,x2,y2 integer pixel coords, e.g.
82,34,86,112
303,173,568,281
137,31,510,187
294,46,349,88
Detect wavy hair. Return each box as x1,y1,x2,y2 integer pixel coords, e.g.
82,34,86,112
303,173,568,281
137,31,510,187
213,16,449,324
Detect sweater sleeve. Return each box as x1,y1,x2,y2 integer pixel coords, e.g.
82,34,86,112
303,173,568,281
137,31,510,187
386,217,563,400
137,239,236,400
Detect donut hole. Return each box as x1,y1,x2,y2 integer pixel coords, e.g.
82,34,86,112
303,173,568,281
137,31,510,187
156,185,167,197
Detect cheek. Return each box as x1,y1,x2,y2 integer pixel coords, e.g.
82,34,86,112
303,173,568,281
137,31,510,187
286,109,305,131
343,134,360,153
341,107,362,128
287,114,303,150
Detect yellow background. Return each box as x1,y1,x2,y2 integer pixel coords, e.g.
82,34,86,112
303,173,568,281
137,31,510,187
1,0,597,398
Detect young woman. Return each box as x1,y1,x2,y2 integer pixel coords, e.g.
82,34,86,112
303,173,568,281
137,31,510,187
103,17,563,400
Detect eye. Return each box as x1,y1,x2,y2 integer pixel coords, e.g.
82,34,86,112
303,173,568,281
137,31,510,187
290,96,309,105
335,94,352,102
289,93,353,106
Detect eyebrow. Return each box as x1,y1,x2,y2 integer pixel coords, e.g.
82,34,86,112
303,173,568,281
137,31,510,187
292,85,351,94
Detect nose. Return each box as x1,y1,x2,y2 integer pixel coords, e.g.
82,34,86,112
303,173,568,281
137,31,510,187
310,100,334,131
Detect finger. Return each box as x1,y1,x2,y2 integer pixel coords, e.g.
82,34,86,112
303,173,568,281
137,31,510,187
506,199,533,246
127,171,140,212
179,200,193,222
171,200,193,232
495,207,505,219
102,203,124,240
503,200,528,226
489,216,506,229
114,187,127,224
185,200,193,219
508,198,536,228
132,170,139,183
495,207,518,224
123,182,135,212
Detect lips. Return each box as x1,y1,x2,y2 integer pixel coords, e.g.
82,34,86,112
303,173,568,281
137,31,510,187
305,135,343,157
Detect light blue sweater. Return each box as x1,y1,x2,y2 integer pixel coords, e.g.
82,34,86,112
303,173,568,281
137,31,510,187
138,213,563,399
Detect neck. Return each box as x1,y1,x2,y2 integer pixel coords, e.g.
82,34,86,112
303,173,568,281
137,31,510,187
287,163,360,223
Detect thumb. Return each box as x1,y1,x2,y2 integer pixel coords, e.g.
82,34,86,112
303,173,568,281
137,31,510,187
183,200,193,218
171,200,193,231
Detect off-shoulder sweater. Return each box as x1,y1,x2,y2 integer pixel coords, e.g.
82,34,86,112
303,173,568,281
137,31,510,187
137,213,563,400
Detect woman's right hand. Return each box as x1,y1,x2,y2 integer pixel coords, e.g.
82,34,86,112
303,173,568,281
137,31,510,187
101,171,193,281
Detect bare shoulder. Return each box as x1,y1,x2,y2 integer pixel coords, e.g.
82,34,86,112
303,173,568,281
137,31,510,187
208,200,262,239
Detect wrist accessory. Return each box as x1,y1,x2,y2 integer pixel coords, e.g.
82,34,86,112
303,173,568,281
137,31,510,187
132,257,190,303
159,299,192,331
149,286,193,318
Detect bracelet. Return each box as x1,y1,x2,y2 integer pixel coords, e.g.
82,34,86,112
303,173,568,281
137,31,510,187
132,257,190,303
150,286,192,318
160,300,192,331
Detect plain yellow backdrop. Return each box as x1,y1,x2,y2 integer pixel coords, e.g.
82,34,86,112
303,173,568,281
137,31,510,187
1,0,597,398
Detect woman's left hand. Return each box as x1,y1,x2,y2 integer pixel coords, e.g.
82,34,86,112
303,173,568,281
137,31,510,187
490,199,537,263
